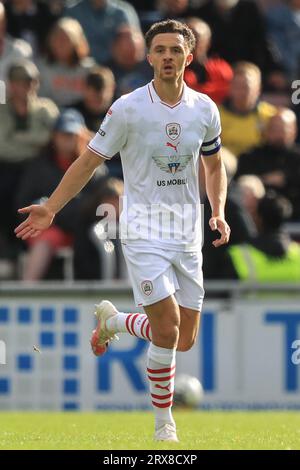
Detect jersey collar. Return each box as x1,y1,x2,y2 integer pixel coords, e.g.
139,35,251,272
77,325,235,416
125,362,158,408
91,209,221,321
148,80,188,108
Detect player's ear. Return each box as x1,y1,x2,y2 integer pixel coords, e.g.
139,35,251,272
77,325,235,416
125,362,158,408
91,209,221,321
147,54,153,67
185,53,193,67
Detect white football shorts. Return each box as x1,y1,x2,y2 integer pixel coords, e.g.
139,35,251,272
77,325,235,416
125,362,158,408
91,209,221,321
122,244,204,311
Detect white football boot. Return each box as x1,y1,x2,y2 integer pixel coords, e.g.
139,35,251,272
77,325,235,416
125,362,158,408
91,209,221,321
90,300,119,356
154,423,179,442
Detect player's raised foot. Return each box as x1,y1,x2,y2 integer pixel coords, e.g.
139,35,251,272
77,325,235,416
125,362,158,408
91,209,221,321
154,423,179,442
90,300,119,356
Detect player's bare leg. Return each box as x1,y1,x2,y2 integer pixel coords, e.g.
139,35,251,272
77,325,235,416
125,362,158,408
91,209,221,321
177,306,201,352
143,296,179,442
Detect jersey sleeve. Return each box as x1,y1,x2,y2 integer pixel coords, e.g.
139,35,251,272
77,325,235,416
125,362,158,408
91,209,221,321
201,101,222,157
87,98,127,159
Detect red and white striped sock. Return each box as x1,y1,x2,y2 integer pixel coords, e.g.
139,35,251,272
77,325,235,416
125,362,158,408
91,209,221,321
106,312,152,341
147,343,176,429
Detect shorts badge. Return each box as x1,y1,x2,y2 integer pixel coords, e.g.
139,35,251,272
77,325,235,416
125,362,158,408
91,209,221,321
141,280,153,296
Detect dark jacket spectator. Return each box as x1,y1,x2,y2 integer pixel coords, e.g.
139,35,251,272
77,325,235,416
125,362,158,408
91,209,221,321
127,0,156,11
73,176,124,279
70,65,116,132
236,108,300,220
4,0,59,56
202,147,257,279
203,180,258,279
0,2,32,81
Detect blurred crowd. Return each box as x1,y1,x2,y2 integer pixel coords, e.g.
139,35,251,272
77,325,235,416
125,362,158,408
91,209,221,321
0,0,300,282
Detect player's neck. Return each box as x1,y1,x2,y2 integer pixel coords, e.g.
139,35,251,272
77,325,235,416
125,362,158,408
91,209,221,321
152,78,184,106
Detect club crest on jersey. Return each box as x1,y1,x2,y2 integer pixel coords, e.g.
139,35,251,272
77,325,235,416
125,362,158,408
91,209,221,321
141,280,153,296
166,122,181,140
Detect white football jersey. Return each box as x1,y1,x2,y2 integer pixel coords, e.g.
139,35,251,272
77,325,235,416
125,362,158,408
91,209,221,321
88,80,221,251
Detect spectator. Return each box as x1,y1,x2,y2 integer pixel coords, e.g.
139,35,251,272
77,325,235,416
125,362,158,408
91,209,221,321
45,0,66,16
0,59,58,242
202,147,257,279
266,0,300,82
108,25,152,98
128,0,156,12
236,108,300,220
0,1,32,81
37,17,95,107
4,0,59,57
257,0,282,13
196,0,283,88
16,108,102,281
64,0,141,64
73,176,124,279
156,0,194,18
236,174,266,230
184,17,233,104
224,191,300,281
219,61,277,156
70,65,115,132
140,0,197,31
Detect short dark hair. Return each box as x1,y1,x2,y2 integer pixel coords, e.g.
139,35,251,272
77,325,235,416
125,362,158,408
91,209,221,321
145,19,195,52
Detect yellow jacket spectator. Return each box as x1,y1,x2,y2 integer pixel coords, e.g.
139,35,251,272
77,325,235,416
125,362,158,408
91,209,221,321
219,61,277,157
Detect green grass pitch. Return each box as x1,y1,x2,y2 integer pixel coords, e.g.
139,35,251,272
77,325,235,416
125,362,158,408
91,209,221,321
0,411,299,450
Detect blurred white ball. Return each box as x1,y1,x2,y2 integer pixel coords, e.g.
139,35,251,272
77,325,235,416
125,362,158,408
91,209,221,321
174,374,204,408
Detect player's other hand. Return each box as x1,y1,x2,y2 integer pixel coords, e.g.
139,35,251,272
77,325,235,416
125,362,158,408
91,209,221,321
209,216,231,248
14,204,55,240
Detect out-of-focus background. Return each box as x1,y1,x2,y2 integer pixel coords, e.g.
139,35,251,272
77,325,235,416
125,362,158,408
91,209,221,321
0,0,300,414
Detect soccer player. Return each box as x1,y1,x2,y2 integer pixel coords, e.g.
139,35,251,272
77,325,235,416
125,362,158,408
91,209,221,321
15,20,230,442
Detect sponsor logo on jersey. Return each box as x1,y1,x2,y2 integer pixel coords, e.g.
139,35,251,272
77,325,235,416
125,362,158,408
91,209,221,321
153,154,192,175
157,178,188,186
141,280,153,296
166,122,181,140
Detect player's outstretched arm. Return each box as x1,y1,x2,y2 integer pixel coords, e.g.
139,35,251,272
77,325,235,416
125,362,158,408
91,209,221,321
201,150,231,247
15,148,105,240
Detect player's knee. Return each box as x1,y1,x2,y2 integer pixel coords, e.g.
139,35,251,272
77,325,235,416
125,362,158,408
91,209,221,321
152,323,179,348
177,335,196,352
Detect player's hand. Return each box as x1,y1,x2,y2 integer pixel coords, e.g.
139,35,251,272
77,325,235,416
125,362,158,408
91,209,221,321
14,204,55,240
209,216,231,248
